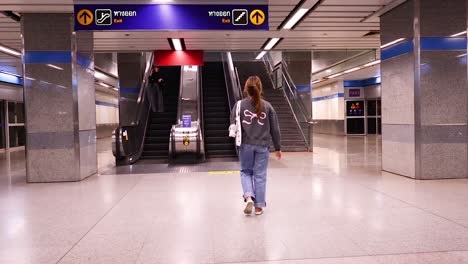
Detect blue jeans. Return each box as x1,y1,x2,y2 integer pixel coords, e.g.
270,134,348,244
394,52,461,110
239,144,270,208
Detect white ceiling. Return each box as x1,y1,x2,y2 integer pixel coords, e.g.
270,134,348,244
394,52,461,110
0,0,405,52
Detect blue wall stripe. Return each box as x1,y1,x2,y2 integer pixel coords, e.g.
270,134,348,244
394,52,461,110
24,51,72,64
421,37,467,51
96,101,118,108
344,77,381,87
77,53,93,69
296,85,311,92
382,37,467,61
312,93,344,102
120,87,140,94
0,72,22,85
381,39,414,61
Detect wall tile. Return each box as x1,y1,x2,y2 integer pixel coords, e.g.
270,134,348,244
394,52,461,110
381,53,415,125
382,124,416,178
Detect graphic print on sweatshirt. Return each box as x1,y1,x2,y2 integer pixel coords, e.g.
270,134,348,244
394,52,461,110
242,110,267,126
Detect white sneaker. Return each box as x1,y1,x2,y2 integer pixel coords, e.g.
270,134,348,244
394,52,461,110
244,199,254,215
255,208,263,215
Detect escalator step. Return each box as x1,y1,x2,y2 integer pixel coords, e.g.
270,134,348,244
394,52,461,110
205,143,236,151
205,150,237,157
143,143,169,150
204,112,229,118
149,124,173,130
205,124,229,130
145,137,170,144
142,150,169,156
205,137,234,144
204,117,230,124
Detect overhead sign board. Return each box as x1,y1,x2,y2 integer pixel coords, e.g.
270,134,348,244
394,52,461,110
74,4,269,31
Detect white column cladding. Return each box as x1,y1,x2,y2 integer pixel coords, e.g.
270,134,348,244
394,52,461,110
22,14,97,182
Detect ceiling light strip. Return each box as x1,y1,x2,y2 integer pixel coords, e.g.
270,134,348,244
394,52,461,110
255,51,267,60
450,31,467,37
326,59,381,80
283,8,309,30
287,0,325,30
264,38,281,50
172,39,183,51
276,0,307,30
46,64,64,71
0,44,21,57
380,38,405,49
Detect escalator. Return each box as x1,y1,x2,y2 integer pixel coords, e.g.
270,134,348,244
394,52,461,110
112,52,182,164
202,61,237,159
141,66,181,160
235,61,309,152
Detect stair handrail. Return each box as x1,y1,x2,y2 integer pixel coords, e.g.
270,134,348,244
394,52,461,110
262,54,311,150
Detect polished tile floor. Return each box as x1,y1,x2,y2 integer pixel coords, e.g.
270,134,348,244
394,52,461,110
1,135,468,264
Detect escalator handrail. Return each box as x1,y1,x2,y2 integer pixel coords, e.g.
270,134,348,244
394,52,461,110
115,52,154,162
221,52,243,108
221,54,234,111
197,66,204,158
170,66,204,159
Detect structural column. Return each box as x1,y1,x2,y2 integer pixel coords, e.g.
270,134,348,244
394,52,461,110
381,0,467,179
22,14,97,182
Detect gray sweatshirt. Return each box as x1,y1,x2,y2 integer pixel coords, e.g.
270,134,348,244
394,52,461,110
230,98,281,151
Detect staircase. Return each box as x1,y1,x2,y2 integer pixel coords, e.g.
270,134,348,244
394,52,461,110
235,61,308,152
202,62,237,159
141,66,181,160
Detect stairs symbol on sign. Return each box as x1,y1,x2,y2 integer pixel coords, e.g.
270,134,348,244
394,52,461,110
235,12,246,22
232,9,248,26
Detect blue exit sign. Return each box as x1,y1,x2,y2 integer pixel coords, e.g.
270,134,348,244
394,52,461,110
74,4,269,31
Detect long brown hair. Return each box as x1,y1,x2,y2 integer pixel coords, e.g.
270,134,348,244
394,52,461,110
244,76,263,115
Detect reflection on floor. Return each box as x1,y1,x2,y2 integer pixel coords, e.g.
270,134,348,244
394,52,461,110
1,135,468,264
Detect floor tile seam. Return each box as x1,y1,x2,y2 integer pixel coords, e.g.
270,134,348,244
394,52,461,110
210,249,468,264
358,184,468,230
54,175,144,264
364,249,468,259
326,219,374,257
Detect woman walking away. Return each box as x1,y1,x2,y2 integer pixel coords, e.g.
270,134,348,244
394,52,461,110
230,75,282,216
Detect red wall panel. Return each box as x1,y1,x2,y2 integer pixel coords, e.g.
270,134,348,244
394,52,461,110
154,50,204,66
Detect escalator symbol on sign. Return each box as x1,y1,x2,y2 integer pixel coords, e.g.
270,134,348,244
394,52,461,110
95,9,112,26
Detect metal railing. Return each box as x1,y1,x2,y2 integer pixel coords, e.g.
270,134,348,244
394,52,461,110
263,54,312,150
